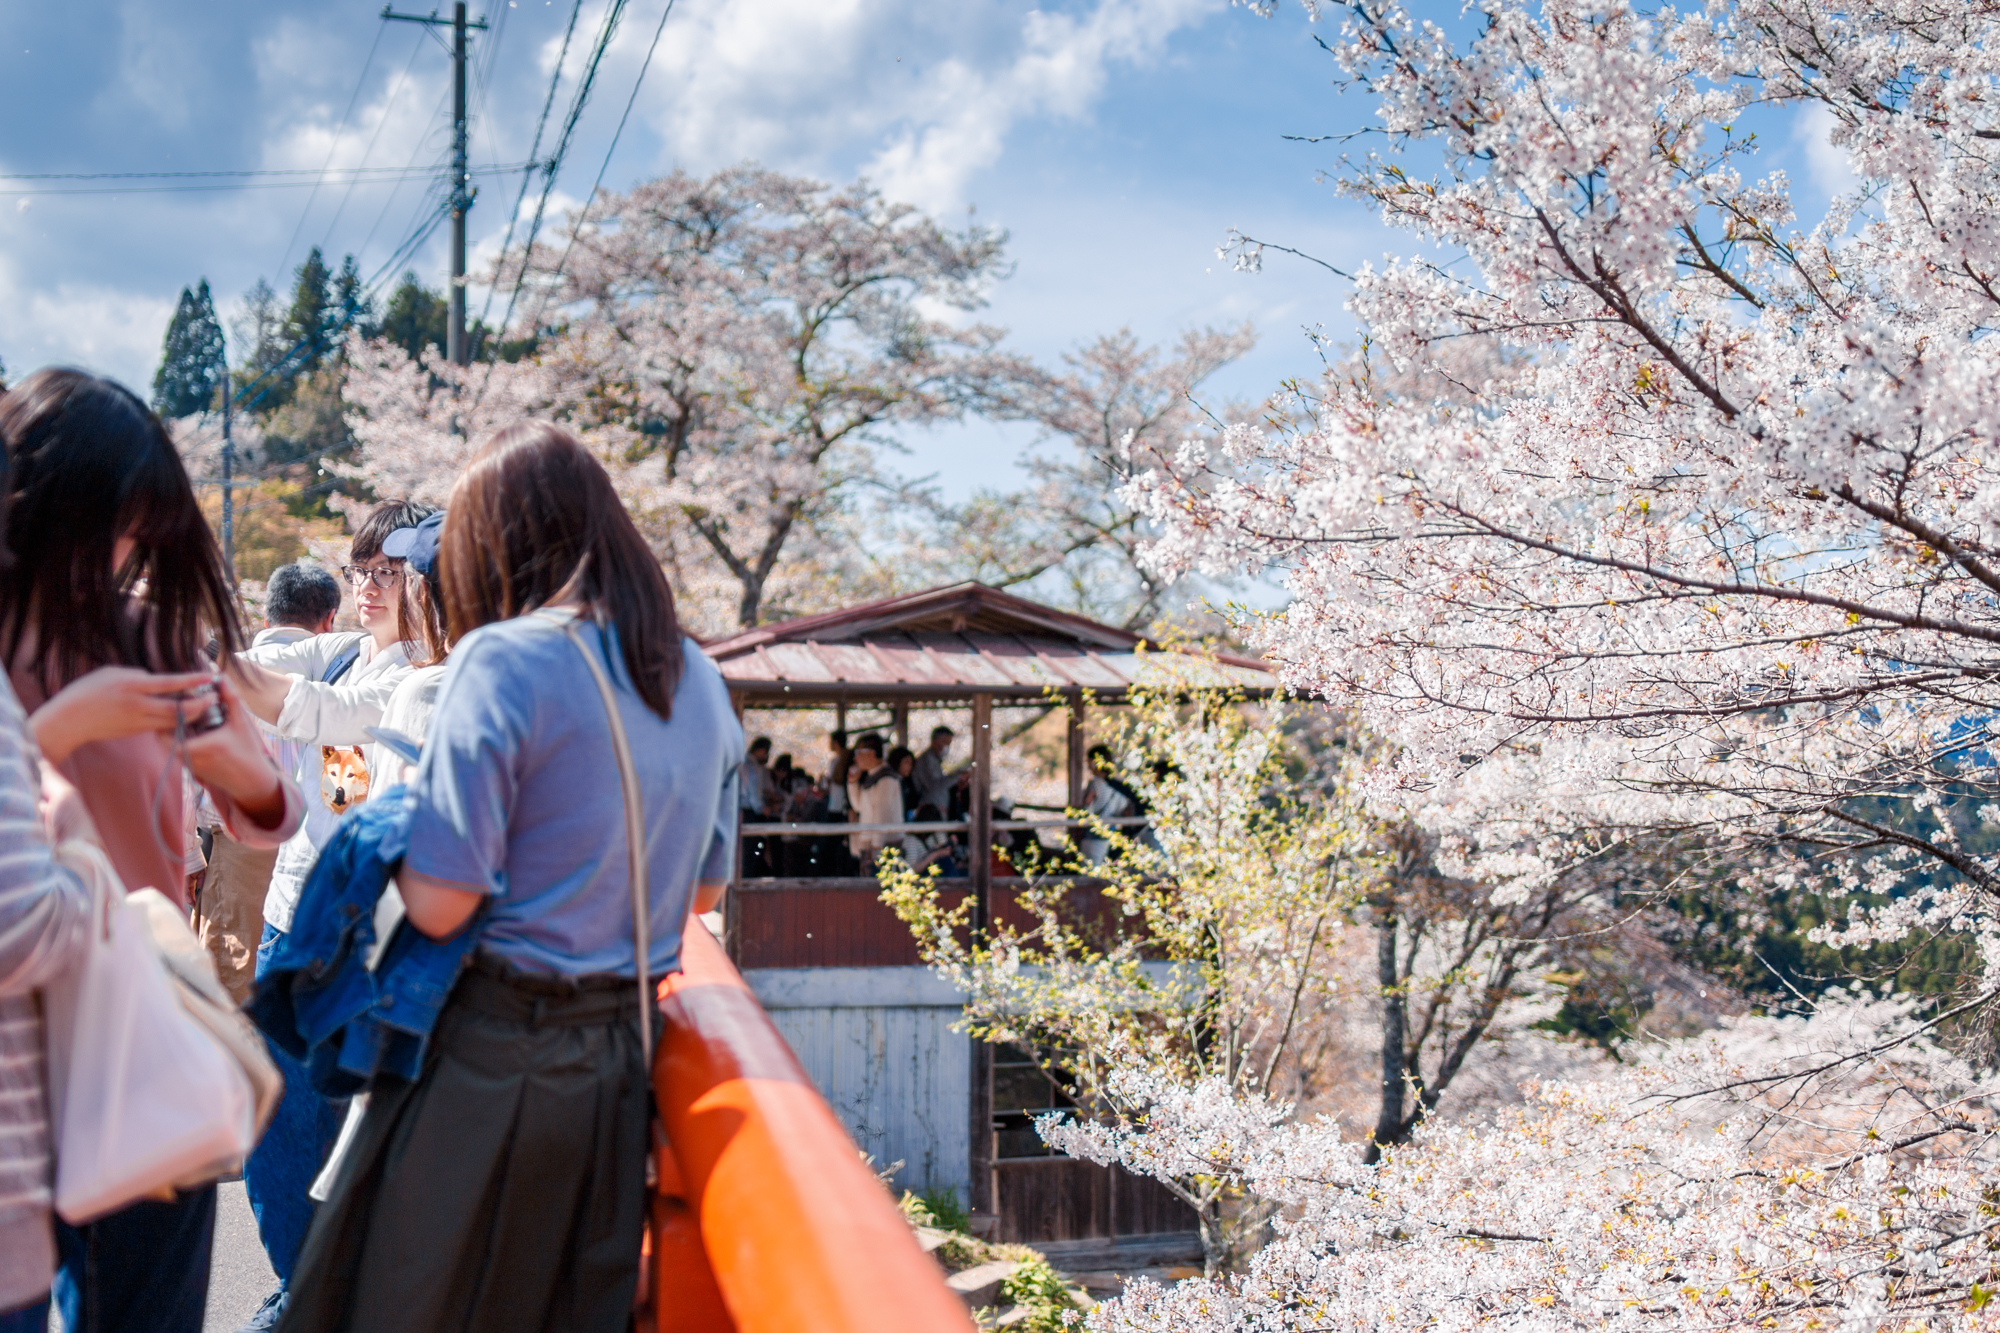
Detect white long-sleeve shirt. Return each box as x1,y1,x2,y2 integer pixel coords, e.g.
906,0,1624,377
847,765,904,860
365,662,448,789
245,632,415,931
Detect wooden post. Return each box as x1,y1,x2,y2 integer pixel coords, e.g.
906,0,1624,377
727,690,745,964
1066,693,1087,812
724,804,743,965
969,693,993,936
835,698,847,736
967,692,995,1219
893,701,910,751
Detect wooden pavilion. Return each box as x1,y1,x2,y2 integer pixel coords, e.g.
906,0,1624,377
703,582,1277,1262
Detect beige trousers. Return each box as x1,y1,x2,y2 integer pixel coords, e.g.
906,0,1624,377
194,832,280,1004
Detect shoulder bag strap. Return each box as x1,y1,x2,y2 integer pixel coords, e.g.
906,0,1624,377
320,643,364,685
559,618,652,1068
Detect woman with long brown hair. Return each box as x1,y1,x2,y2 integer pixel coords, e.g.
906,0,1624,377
282,424,741,1333
0,368,305,1333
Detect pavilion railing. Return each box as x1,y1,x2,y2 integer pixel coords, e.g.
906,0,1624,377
739,815,1153,837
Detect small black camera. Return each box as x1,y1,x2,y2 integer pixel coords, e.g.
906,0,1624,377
172,683,227,735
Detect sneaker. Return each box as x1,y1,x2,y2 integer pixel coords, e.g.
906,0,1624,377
235,1288,286,1333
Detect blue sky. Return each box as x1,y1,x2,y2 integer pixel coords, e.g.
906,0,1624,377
0,1,1845,498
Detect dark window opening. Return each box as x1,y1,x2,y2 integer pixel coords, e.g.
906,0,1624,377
991,1044,1076,1160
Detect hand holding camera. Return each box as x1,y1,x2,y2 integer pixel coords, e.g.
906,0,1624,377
179,673,287,830
169,682,227,735
28,665,218,766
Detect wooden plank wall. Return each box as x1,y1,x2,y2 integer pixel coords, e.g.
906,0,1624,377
995,1159,1197,1243
734,879,1143,970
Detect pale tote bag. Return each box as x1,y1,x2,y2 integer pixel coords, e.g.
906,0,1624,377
42,828,259,1224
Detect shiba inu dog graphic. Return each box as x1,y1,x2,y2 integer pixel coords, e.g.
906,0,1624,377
321,745,371,814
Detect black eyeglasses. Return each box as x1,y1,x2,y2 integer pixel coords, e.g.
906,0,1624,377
341,564,405,589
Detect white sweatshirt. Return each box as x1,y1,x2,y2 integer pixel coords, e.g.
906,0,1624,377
244,632,415,931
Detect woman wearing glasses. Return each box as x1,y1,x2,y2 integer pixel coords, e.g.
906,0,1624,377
224,499,434,1333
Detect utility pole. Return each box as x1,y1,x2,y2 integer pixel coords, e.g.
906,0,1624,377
383,3,487,365
219,362,235,583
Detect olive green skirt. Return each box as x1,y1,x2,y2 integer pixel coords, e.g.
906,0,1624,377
279,957,656,1333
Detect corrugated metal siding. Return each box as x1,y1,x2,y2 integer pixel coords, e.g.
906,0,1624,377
752,966,971,1201
766,1005,969,1199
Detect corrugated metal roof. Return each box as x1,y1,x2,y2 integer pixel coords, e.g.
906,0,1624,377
702,583,1276,703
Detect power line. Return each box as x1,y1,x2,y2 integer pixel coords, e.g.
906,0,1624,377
355,78,454,261
493,0,629,341
471,0,585,342
319,25,433,253
529,0,676,330
275,20,390,288
0,165,537,198
0,165,469,181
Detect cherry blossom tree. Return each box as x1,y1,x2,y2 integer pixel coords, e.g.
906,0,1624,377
922,324,1256,631
1133,0,2000,982
1058,991,2000,1332
501,166,1038,629
336,337,558,509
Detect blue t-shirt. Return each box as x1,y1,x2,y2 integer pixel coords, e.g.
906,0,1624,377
404,611,742,978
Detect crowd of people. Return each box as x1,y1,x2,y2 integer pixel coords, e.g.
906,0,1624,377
736,725,1151,879
0,369,740,1333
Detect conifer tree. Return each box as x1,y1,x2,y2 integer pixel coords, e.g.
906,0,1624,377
281,248,333,375
367,272,448,362
151,279,226,418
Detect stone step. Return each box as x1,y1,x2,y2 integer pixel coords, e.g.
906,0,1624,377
946,1260,1021,1308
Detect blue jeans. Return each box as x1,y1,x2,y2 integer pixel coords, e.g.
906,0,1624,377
53,1187,215,1333
0,1294,47,1333
245,924,343,1286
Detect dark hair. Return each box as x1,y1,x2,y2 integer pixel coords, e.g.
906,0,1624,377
887,745,914,772
0,368,242,684
830,729,848,746
749,736,772,756
265,560,342,629
351,499,441,657
441,423,683,718
773,753,793,773
351,499,434,564
931,725,955,741
854,733,885,758
913,802,942,823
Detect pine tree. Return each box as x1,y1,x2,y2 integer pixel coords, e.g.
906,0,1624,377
281,248,333,375
367,272,449,362
151,279,226,418
232,277,287,410
333,253,368,330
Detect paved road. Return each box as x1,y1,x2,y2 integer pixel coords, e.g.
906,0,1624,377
205,1181,276,1331
47,1181,274,1333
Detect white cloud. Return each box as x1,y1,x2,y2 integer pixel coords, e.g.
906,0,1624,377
105,1,207,132
0,254,175,389
626,0,1224,210
1793,102,1859,200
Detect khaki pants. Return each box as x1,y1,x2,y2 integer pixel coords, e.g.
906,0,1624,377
194,832,279,1004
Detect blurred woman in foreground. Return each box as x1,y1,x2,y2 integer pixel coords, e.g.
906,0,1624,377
0,368,303,1333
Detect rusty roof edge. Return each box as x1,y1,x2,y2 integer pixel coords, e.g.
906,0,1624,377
700,582,1148,657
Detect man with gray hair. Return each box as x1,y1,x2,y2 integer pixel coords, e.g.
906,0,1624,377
194,560,343,999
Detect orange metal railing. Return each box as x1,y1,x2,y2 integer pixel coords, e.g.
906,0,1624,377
645,918,974,1333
